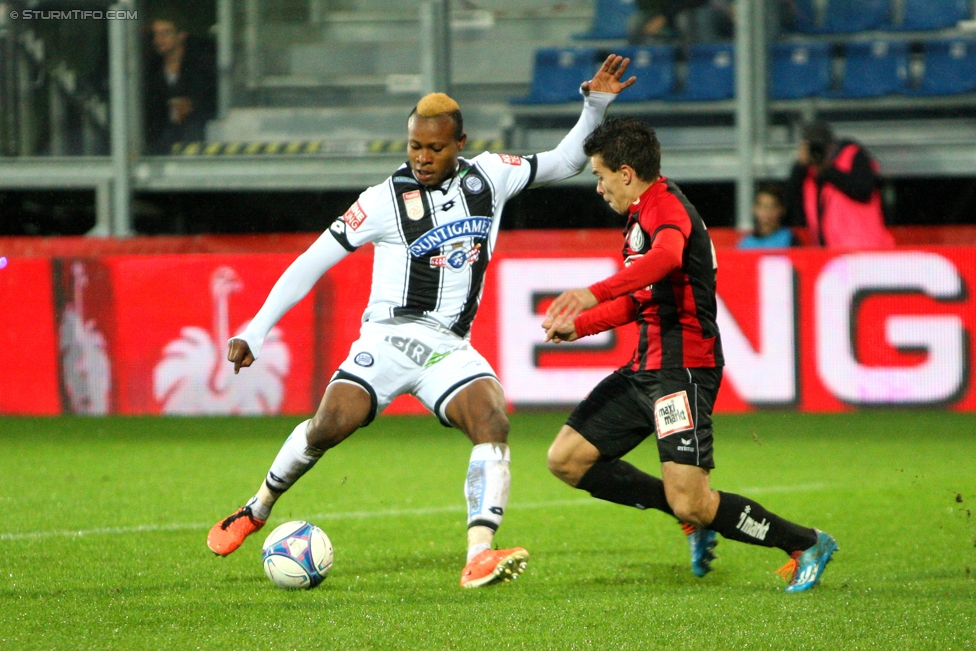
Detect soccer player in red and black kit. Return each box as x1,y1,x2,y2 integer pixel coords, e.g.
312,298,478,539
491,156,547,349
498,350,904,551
542,117,837,592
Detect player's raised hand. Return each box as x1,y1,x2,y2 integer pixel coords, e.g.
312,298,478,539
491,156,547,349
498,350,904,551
582,54,637,96
227,338,255,374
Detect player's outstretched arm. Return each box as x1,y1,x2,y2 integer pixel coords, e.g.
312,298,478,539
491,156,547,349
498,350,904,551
531,54,635,187
232,231,350,363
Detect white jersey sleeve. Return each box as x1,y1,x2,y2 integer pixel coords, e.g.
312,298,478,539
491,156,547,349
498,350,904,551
531,90,616,187
468,151,538,201
234,231,349,359
327,183,391,251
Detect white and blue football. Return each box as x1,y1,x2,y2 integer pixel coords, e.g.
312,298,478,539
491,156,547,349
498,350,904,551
261,521,333,590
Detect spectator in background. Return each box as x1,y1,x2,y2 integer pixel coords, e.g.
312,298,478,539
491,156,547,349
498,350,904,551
739,183,796,248
785,121,895,249
145,11,217,155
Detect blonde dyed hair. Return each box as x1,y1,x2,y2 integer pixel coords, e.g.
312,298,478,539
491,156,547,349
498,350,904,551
410,93,464,140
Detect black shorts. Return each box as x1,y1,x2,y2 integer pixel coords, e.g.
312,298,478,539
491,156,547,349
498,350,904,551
566,367,722,469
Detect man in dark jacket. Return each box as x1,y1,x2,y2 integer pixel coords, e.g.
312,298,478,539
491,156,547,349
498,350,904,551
145,12,217,154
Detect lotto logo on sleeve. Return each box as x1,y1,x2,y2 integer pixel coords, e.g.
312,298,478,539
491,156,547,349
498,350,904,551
343,202,368,230
497,154,522,166
654,391,694,438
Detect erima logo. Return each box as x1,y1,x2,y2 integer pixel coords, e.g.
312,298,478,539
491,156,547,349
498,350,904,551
681,438,692,445
736,505,770,541
408,217,492,257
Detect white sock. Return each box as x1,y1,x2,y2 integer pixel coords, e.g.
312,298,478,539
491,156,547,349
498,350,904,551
250,420,325,519
464,442,511,533
467,542,491,562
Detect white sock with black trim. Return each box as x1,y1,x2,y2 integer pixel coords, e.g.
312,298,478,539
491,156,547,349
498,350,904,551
250,419,324,520
464,443,511,542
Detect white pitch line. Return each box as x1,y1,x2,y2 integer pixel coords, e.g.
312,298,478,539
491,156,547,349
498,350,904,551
0,483,830,543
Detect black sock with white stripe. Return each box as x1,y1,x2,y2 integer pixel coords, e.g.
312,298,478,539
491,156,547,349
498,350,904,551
577,459,674,515
709,491,817,553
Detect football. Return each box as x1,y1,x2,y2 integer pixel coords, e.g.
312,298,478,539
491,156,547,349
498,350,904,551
261,521,334,589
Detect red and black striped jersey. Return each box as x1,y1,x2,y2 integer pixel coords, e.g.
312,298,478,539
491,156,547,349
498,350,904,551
610,178,723,370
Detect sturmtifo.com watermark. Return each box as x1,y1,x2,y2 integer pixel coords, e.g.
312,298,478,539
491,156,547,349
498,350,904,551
8,9,139,20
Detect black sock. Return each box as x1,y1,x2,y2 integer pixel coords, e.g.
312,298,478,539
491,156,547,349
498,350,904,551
576,459,674,516
708,491,818,553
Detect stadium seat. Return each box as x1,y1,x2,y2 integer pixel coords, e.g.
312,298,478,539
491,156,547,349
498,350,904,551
574,0,637,40
898,0,970,31
835,40,908,98
614,45,676,101
823,0,892,33
672,43,735,101
511,47,598,104
770,41,833,99
910,39,976,96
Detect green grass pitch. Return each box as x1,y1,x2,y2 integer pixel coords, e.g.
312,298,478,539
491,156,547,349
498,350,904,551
1,411,974,650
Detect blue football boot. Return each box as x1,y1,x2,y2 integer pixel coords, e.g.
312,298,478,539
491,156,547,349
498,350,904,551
778,529,838,593
681,522,718,577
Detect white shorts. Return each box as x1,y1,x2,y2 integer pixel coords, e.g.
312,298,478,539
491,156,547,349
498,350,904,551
331,318,499,426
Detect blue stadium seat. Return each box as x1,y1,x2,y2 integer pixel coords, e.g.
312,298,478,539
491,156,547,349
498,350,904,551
835,40,908,98
824,0,892,33
574,0,637,40
899,0,970,31
614,45,676,101
672,43,735,101
511,48,598,104
910,39,976,96
770,42,833,99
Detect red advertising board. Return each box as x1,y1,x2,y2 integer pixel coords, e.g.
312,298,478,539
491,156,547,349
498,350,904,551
3,234,975,416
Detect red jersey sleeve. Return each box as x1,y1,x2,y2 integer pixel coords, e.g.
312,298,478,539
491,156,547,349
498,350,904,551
575,295,638,338
588,227,686,302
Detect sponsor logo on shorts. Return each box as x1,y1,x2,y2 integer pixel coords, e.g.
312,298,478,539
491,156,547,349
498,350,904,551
354,352,374,367
385,335,434,367
463,175,484,194
403,190,425,221
343,201,368,230
497,154,522,166
655,391,694,438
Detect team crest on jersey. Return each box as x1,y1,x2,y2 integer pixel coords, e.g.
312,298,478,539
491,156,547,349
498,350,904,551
628,223,646,252
403,190,425,221
497,154,522,166
343,201,368,230
463,175,484,194
431,242,482,272
654,391,694,438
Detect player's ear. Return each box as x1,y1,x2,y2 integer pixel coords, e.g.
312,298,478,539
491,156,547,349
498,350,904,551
457,133,467,151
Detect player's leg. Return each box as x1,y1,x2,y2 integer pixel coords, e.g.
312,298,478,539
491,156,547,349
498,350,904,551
207,381,371,556
440,377,528,587
547,372,673,514
657,367,835,591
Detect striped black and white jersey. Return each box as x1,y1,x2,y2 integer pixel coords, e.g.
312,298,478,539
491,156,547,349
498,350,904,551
328,152,537,338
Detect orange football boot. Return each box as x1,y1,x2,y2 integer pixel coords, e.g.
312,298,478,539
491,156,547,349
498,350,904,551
460,547,529,588
207,505,266,556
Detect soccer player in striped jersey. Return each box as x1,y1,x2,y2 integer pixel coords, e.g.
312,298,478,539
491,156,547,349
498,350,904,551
207,55,636,588
543,117,837,593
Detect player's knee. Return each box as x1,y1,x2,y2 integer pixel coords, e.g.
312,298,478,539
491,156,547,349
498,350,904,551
467,406,509,444
307,404,362,449
546,444,579,485
668,496,709,527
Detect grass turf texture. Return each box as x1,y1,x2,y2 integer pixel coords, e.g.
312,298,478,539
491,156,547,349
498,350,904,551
1,411,974,650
